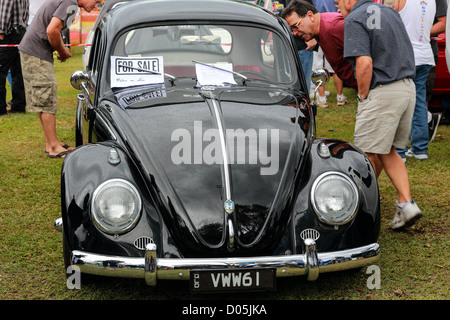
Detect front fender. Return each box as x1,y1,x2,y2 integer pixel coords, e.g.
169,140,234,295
61,142,162,258
292,138,380,254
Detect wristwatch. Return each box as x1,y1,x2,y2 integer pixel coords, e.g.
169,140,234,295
357,94,367,102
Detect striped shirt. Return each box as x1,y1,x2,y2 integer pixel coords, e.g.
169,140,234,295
0,0,29,35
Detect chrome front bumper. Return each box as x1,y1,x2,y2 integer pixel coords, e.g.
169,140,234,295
69,241,380,285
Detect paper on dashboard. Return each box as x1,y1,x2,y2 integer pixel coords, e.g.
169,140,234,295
195,62,237,86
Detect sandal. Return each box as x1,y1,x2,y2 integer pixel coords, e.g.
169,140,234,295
45,144,72,154
47,151,69,159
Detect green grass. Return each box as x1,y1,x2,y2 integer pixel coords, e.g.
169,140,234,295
0,47,448,300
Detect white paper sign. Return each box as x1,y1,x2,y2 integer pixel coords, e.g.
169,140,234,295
114,84,166,109
195,62,237,86
111,56,164,88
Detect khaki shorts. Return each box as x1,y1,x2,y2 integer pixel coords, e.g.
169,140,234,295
20,52,58,114
354,78,415,154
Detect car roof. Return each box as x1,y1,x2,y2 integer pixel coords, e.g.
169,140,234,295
101,0,288,36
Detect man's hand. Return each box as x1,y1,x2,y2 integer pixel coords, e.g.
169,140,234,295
47,17,71,62
305,39,317,51
57,47,72,62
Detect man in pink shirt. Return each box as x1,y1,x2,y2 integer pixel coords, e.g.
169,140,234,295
281,0,357,90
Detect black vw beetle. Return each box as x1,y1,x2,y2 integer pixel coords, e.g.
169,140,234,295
56,0,380,292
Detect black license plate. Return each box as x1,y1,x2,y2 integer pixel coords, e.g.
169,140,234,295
190,268,276,293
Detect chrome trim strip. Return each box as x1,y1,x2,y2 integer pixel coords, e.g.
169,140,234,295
70,243,380,285
96,112,117,141
304,238,319,281
227,218,235,251
205,92,234,251
209,94,231,201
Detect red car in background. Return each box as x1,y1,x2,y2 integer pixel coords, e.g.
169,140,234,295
429,32,450,124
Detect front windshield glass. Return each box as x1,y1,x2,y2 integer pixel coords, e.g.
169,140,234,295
110,24,295,89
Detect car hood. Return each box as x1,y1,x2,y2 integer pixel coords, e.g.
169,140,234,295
108,86,311,256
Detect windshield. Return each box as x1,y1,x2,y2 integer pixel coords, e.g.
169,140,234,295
110,24,296,89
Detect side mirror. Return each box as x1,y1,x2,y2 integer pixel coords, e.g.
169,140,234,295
310,68,330,116
70,70,89,90
311,68,330,89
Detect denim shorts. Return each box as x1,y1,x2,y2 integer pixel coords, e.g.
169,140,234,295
354,78,415,154
19,52,58,114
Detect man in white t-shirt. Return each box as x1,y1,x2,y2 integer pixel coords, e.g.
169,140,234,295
394,0,436,162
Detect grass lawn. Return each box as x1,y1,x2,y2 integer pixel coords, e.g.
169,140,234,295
0,47,448,300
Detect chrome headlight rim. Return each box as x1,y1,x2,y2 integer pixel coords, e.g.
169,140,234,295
91,178,142,235
310,171,359,226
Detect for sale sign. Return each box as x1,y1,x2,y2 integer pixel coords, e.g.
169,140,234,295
111,56,164,87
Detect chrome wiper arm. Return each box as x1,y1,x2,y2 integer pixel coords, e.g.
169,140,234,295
122,65,176,84
192,60,248,83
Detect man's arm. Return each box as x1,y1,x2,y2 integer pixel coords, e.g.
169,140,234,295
355,56,373,99
47,16,71,62
430,16,446,37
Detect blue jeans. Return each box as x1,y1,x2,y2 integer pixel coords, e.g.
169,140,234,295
298,49,313,93
397,65,432,157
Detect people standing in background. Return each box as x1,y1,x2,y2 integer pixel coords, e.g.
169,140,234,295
281,1,357,92
286,0,317,93
311,0,348,108
395,0,436,162
426,0,447,140
28,0,47,25
0,0,29,116
18,0,102,158
339,0,422,230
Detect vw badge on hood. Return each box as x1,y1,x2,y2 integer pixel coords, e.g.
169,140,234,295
224,199,235,214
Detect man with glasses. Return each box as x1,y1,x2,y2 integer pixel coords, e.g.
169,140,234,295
281,0,357,91
338,0,422,230
285,0,316,95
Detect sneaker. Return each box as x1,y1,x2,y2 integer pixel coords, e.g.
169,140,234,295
337,95,348,106
405,149,428,160
390,200,423,230
428,113,441,142
316,99,328,108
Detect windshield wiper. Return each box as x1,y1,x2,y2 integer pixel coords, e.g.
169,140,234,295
192,59,248,85
121,65,177,85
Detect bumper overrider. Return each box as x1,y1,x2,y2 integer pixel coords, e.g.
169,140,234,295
58,217,379,287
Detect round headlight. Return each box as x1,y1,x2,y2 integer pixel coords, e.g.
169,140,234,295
91,179,142,234
310,172,359,225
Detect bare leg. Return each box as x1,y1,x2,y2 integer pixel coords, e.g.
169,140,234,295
367,147,412,203
39,112,69,157
366,153,383,178
333,74,344,95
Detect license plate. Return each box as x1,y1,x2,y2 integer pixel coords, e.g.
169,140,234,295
190,268,276,293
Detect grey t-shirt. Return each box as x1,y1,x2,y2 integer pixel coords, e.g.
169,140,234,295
343,0,416,89
19,0,78,63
